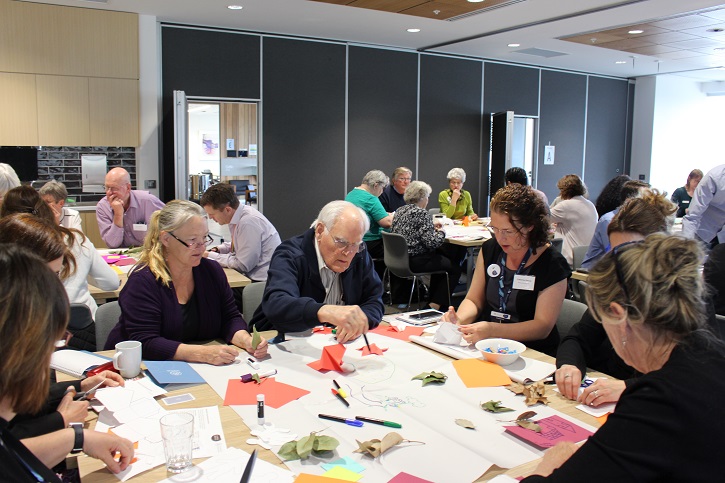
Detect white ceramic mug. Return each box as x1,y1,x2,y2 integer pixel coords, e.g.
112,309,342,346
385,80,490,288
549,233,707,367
113,341,142,378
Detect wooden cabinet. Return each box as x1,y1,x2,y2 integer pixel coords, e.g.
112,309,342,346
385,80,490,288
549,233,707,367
79,211,107,249
90,78,139,147
0,72,38,145
36,75,91,146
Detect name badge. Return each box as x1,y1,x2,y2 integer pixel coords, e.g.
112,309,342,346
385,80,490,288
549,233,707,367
487,263,502,278
133,223,148,232
513,274,536,291
683,200,690,205
491,311,511,321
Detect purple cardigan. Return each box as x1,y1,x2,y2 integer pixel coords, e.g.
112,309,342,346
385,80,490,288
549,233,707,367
105,258,247,360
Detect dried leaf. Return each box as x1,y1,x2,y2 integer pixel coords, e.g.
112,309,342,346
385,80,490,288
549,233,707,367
523,381,549,406
455,419,476,429
516,420,542,432
506,382,525,395
481,400,514,413
251,326,261,350
412,371,447,386
276,432,340,461
517,411,537,421
251,373,261,384
354,432,405,458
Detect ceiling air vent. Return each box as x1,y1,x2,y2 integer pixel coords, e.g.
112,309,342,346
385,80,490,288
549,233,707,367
513,48,568,58
447,0,528,22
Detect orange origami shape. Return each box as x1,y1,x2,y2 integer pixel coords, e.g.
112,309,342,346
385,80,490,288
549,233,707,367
356,343,387,356
307,343,346,372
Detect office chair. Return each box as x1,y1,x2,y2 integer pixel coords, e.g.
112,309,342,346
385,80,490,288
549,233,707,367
556,299,588,339
572,245,589,270
381,232,450,312
242,282,266,323
95,301,122,350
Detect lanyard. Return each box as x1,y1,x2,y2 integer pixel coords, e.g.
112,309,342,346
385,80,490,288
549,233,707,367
497,248,532,313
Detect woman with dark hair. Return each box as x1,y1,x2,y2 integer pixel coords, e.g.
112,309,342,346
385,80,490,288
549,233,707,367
671,168,703,217
594,174,630,219
442,184,571,355
524,235,725,481
549,174,598,266
0,244,133,480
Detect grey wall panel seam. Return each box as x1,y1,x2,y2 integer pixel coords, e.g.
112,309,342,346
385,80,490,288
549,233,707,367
416,52,420,178
345,44,349,197
479,60,485,213
259,37,264,213
534,69,542,190
582,75,589,179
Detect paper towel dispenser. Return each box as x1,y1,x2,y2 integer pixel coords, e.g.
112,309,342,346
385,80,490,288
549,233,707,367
81,155,107,193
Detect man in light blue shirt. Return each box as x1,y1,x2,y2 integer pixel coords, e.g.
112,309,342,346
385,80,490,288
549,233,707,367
683,164,725,247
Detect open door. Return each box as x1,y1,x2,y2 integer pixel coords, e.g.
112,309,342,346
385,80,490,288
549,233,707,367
490,111,514,198
173,90,189,200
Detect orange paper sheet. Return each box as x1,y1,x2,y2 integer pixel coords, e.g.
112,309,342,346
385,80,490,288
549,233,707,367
370,325,425,341
294,474,353,483
308,343,346,372
452,358,512,387
596,413,609,425
356,342,387,356
223,377,310,408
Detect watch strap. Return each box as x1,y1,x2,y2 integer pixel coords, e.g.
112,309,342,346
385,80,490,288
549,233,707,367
69,423,84,454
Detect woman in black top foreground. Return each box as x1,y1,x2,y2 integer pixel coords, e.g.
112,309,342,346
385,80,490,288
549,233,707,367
523,234,725,482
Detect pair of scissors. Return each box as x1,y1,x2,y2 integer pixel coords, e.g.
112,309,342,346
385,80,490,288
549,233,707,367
73,380,105,401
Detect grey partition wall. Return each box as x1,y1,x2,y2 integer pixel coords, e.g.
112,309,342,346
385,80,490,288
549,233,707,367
160,26,260,200
584,76,629,202
483,63,540,117
262,37,346,240
347,47,418,188
419,55,483,214
537,70,587,201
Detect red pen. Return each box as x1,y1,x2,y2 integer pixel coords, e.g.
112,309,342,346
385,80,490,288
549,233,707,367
331,388,350,407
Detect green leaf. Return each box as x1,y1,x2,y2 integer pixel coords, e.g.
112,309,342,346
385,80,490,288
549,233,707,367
413,371,447,386
481,400,514,413
313,435,340,452
277,441,300,461
296,433,315,459
455,419,476,429
251,326,261,350
411,372,428,381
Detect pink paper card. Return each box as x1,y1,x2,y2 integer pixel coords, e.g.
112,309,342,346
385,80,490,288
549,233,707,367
504,414,593,449
387,472,434,483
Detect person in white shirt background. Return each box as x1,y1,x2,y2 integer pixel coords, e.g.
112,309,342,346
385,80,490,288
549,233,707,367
683,163,725,249
39,180,83,232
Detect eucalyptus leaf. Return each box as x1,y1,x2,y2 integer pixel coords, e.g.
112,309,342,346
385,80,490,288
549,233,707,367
455,419,476,429
251,325,261,350
412,371,447,386
251,373,261,384
481,400,514,413
354,432,405,458
277,432,340,461
278,441,300,461
313,435,340,452
296,434,315,459
516,420,542,432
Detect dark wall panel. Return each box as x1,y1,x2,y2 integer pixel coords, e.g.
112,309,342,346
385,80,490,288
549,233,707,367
483,63,539,117
584,76,629,203
262,38,346,240
161,26,260,200
347,47,418,188
537,70,587,201
419,55,483,214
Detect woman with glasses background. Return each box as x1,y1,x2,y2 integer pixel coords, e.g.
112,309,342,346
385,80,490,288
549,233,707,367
105,200,268,363
442,184,571,356
523,234,725,482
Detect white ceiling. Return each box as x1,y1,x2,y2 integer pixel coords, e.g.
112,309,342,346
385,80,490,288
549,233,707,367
23,0,725,80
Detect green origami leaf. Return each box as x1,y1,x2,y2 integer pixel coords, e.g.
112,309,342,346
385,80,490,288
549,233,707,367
251,373,261,384
251,326,261,350
481,400,514,413
455,419,476,429
412,371,447,386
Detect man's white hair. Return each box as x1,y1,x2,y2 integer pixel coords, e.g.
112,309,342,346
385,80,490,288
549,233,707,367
312,200,370,233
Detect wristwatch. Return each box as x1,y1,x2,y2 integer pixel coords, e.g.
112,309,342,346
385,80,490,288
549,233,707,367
69,422,84,454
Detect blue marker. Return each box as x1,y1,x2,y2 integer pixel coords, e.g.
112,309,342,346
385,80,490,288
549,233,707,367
318,413,363,427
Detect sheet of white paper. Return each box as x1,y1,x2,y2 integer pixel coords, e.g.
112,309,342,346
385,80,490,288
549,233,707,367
432,322,463,345
126,377,167,398
576,401,616,417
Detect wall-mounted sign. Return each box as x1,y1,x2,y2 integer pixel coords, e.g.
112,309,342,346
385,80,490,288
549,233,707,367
544,145,555,165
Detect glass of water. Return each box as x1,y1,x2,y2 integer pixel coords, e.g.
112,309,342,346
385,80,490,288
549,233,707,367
160,412,194,473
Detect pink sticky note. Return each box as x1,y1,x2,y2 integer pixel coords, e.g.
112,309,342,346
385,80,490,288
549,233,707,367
307,344,346,372
504,414,593,449
356,343,387,356
387,472,434,483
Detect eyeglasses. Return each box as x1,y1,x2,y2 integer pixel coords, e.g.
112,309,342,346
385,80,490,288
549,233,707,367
611,241,642,307
397,177,412,182
168,232,214,249
326,229,366,254
486,225,518,238
103,185,124,193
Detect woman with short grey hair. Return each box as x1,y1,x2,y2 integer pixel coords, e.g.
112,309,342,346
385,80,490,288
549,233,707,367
39,180,83,231
392,181,461,310
438,167,478,220
0,163,21,204
345,170,393,259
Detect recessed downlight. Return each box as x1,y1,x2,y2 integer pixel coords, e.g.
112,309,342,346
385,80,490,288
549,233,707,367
615,61,627,64
628,29,644,34
508,43,521,47
227,5,243,10
407,28,421,33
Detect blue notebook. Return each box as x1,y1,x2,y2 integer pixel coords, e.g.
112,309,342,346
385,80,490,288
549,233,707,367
143,360,205,384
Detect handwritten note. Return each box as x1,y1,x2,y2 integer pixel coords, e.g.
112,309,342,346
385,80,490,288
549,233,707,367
504,414,593,449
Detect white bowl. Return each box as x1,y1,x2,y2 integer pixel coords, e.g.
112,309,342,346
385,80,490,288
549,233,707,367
475,338,526,366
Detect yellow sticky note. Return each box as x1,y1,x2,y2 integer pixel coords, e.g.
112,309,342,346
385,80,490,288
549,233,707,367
294,473,352,483
452,358,512,387
322,466,363,482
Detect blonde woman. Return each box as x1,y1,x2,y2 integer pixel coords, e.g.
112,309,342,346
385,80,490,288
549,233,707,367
104,200,268,364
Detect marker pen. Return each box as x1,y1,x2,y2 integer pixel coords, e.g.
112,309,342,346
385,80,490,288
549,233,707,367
257,394,265,425
241,368,277,383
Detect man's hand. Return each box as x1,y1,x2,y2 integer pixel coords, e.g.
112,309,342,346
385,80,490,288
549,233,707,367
318,305,368,343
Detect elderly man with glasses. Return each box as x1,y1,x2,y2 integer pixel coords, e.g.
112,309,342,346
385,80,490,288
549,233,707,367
250,200,384,342
96,167,165,248
379,167,413,213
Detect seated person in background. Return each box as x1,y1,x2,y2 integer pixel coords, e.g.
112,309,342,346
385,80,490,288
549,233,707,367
345,170,393,259
671,168,703,217
0,162,21,204
594,174,630,219
0,244,134,479
556,190,677,406
438,167,478,220
379,166,412,212
201,183,281,282
1,186,119,322
96,167,165,248
580,180,650,270
549,174,598,266
704,243,725,316
682,163,725,248
251,200,384,342
391,181,462,311
39,180,83,231
524,235,725,482
505,167,549,206
442,184,570,356
105,201,267,364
